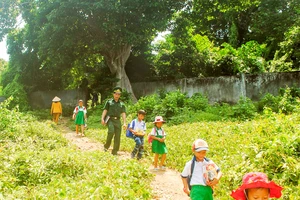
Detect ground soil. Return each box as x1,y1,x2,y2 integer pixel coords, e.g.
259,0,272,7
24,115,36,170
58,119,189,200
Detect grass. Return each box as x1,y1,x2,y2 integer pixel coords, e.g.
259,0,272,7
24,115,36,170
9,100,300,199
84,108,300,199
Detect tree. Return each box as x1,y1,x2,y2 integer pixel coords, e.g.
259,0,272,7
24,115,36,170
191,0,299,58
0,58,7,74
1,0,185,101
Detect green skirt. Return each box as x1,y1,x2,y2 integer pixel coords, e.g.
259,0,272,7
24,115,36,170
190,185,213,200
151,137,167,154
75,111,85,125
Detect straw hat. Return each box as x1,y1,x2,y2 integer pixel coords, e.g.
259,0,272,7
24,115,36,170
52,96,61,102
230,172,283,200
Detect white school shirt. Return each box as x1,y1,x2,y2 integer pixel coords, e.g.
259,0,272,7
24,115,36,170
181,158,219,186
129,119,146,132
150,128,166,137
73,106,87,114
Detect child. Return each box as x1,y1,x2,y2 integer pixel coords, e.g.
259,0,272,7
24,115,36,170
231,172,283,200
129,110,147,160
181,139,222,200
150,116,167,171
72,100,87,136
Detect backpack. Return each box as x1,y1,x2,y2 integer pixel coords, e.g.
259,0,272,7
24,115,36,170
187,157,217,195
187,157,212,191
126,119,136,139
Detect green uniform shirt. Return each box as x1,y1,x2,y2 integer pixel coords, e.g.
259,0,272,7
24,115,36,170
104,99,126,117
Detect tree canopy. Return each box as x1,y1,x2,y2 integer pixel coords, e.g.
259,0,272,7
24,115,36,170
0,0,299,104
0,0,185,100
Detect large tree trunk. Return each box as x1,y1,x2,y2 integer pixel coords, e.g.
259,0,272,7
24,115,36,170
104,44,137,102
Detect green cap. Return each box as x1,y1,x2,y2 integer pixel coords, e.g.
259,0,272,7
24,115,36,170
113,87,122,94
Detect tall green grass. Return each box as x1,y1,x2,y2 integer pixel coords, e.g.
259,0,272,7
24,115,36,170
0,100,153,199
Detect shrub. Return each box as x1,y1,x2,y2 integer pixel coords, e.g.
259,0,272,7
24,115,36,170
232,97,257,120
185,93,209,111
158,90,186,119
131,94,161,121
2,76,30,111
257,93,280,112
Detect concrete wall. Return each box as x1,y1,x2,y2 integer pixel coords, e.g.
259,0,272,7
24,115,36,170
28,72,300,108
29,89,86,109
131,71,300,103
0,96,6,103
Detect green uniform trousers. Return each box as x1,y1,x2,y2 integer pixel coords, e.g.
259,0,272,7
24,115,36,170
190,185,213,200
104,119,121,155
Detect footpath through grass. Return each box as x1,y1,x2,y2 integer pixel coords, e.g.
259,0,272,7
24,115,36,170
0,103,152,199
1,90,300,199
84,107,300,200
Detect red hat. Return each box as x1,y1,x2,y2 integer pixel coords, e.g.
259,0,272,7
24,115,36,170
231,172,283,200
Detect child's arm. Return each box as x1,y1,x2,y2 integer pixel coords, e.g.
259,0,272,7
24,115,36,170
207,170,222,187
150,135,164,142
181,177,190,195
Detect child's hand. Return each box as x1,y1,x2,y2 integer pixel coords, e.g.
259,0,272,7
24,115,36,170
183,187,190,195
207,178,219,187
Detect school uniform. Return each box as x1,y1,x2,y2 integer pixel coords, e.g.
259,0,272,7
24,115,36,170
73,106,87,125
150,127,168,154
181,158,220,200
130,119,146,159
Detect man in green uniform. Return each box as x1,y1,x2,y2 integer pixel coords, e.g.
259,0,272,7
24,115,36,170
101,87,126,155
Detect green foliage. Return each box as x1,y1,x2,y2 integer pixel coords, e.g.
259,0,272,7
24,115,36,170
269,26,300,72
185,93,209,111
0,99,153,199
2,76,30,111
258,87,300,114
85,99,300,199
164,112,300,199
232,97,257,120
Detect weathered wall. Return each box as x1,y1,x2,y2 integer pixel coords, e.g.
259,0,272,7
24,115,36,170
28,72,300,108
0,96,6,103
29,89,86,109
131,72,300,103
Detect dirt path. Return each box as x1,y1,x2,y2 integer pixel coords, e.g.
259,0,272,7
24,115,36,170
58,119,189,200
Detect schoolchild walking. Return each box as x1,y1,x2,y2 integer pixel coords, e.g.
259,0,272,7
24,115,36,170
231,172,283,200
129,110,147,160
181,139,222,200
72,100,87,137
149,116,168,171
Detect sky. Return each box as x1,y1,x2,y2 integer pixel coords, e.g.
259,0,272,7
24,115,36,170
0,38,9,61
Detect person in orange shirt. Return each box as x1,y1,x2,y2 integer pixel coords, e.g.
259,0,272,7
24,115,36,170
51,96,62,124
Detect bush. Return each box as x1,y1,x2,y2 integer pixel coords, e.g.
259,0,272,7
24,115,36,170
2,76,30,111
232,97,257,120
258,87,300,114
257,93,280,112
185,93,209,111
158,90,186,119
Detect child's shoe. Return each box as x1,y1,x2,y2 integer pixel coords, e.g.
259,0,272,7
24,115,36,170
131,152,135,159
153,167,159,171
160,166,167,171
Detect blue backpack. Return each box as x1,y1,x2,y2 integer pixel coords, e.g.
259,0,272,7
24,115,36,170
126,119,136,139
